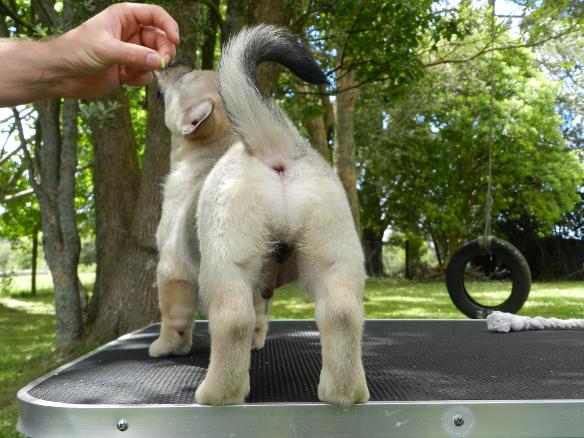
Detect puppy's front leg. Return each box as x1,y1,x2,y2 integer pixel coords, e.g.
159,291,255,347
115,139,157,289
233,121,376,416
195,274,255,405
149,279,196,357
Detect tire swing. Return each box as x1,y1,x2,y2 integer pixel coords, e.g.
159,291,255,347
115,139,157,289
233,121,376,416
446,236,531,319
445,0,531,319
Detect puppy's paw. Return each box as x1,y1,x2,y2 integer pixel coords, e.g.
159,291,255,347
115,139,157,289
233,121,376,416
195,375,250,406
318,367,369,407
148,335,191,357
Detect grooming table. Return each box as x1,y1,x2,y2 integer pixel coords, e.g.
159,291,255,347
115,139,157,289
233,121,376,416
17,320,584,437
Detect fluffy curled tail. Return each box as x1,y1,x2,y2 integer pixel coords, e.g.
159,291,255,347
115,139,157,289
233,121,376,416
217,25,327,157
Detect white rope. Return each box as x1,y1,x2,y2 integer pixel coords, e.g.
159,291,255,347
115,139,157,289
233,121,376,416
487,311,584,333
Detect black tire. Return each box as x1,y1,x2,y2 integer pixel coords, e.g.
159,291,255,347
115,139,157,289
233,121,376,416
446,237,531,319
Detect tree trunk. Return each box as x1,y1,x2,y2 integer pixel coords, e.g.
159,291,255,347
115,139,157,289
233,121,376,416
225,0,248,45
201,0,220,70
248,0,297,93
405,239,412,279
298,84,331,160
334,67,361,232
88,89,140,324
90,84,170,340
0,13,8,37
174,0,200,65
31,227,38,296
432,237,444,269
34,98,83,351
15,0,84,351
362,228,384,277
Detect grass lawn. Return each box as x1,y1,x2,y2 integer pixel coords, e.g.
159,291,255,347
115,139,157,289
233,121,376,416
0,271,95,438
272,278,584,320
0,273,583,436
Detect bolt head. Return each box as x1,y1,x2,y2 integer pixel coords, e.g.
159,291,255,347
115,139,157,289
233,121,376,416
453,415,465,427
117,419,129,432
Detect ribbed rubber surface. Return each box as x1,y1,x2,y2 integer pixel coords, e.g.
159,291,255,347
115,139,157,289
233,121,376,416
27,320,584,404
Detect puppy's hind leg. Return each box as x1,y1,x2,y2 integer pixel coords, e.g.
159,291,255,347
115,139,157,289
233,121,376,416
149,279,196,357
195,262,257,405
297,195,369,406
301,254,369,406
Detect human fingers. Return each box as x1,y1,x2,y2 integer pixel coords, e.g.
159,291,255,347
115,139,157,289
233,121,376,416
112,3,180,45
108,39,167,71
122,63,155,83
122,70,154,87
126,26,176,66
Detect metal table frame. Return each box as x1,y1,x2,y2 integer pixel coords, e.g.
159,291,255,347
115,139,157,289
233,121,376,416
17,320,584,438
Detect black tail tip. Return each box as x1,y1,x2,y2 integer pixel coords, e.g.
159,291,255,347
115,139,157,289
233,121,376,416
234,25,329,87
305,64,329,86
285,35,329,86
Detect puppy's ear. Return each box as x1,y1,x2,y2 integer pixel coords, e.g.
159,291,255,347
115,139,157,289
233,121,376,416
181,100,213,137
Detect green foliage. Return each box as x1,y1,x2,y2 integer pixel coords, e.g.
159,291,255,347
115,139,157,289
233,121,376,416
1,0,582,289
126,86,148,159
307,0,464,87
356,13,582,260
79,100,123,128
0,241,10,273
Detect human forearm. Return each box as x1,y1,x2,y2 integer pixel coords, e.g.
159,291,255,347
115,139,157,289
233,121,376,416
0,38,66,106
0,3,179,107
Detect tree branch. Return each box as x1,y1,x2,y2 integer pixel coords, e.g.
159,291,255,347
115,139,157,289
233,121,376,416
31,0,58,30
290,0,316,33
12,107,40,193
0,160,25,198
0,138,18,167
424,26,581,68
0,1,36,32
1,187,33,203
198,0,226,37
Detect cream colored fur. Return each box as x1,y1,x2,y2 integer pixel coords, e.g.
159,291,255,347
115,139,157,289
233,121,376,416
150,31,369,406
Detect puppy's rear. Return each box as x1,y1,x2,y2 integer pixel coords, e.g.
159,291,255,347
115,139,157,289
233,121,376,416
217,25,327,160
195,26,368,406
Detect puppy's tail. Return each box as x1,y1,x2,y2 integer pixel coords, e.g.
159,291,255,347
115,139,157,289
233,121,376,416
217,25,327,158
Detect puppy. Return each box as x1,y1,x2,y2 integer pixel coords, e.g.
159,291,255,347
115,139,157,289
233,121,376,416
150,25,369,407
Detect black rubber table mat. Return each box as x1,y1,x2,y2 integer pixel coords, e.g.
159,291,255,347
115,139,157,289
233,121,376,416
27,320,584,404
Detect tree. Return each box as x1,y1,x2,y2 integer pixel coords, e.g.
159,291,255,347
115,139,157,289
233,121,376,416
357,31,582,266
0,0,90,350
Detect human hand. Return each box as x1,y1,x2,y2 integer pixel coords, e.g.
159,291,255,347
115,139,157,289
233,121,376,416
50,2,180,98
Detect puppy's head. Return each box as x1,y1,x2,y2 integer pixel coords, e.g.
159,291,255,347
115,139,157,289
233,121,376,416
158,63,231,145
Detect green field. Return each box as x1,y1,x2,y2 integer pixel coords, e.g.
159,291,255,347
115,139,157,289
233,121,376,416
1,274,583,436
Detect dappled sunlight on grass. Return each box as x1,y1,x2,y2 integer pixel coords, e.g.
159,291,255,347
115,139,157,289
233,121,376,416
269,279,584,321
8,271,95,295
464,280,513,307
363,279,464,319
0,303,57,403
270,283,315,319
0,272,94,437
0,296,55,315
0,402,20,438
520,282,584,319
